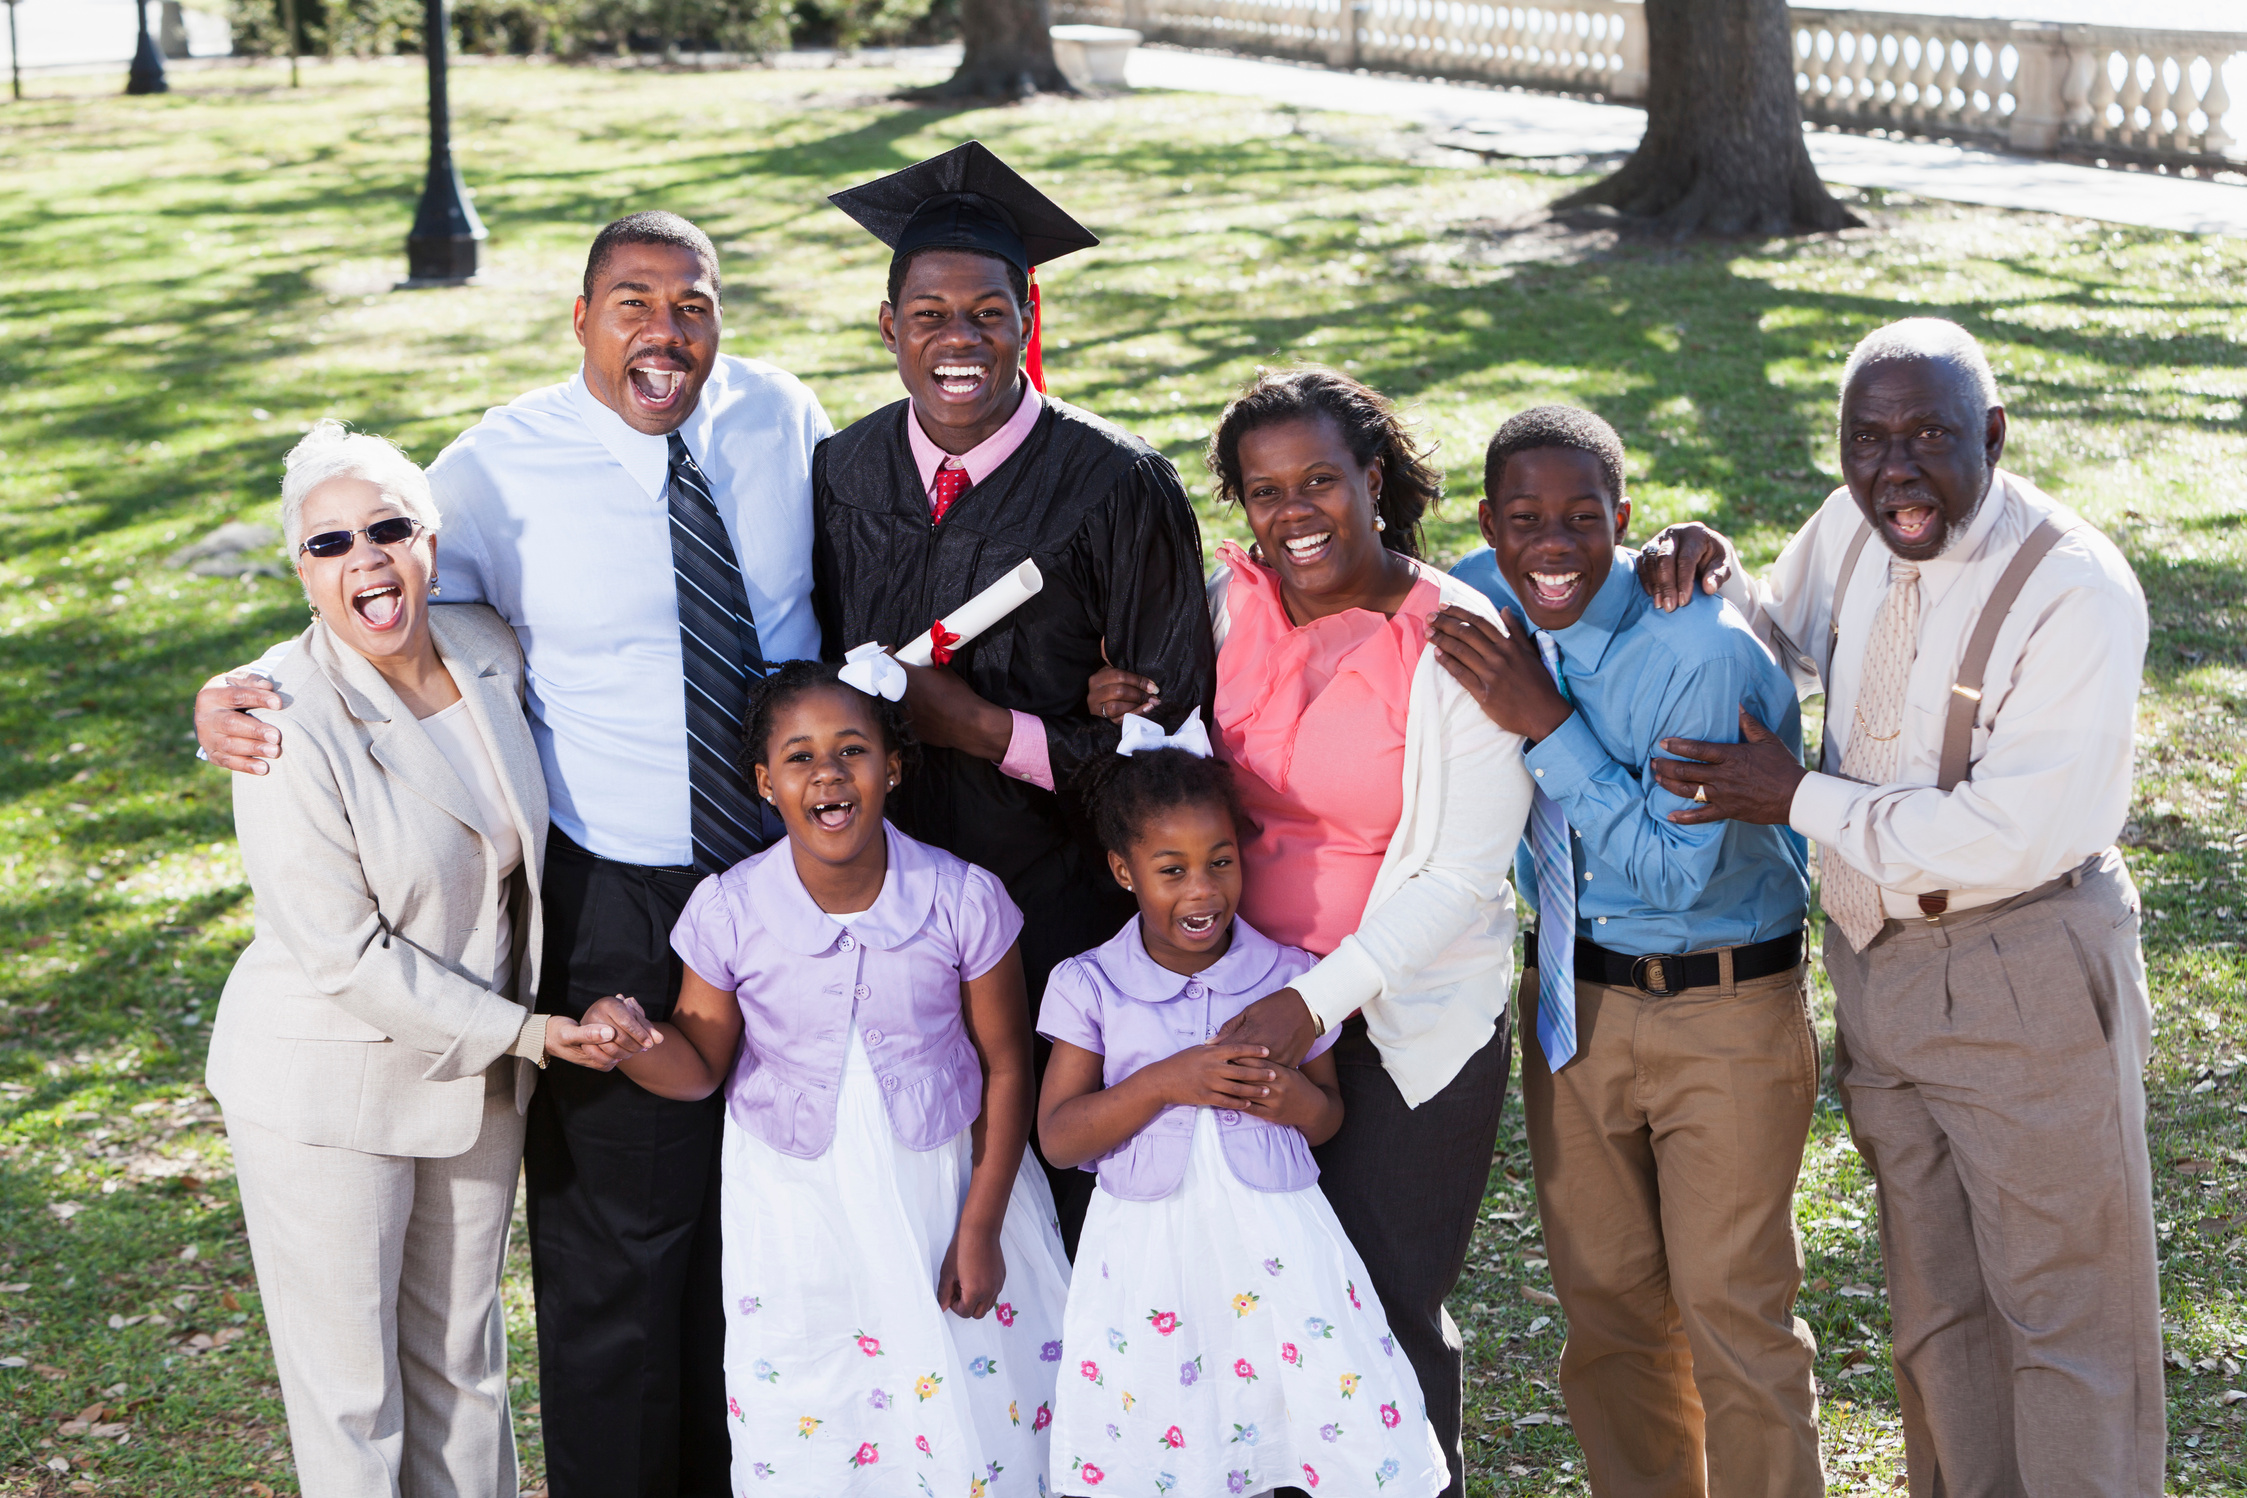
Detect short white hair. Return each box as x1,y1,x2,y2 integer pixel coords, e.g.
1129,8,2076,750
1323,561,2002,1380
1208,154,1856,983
279,419,441,552
1839,317,2001,416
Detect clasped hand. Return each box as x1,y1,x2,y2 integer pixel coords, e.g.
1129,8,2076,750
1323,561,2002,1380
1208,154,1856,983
1143,1040,1325,1130
547,995,665,1071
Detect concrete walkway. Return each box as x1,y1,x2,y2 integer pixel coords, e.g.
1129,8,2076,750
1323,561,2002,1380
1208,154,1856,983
1125,45,2247,236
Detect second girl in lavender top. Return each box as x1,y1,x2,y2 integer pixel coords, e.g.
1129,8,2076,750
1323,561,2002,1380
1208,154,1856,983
1035,724,1445,1498
583,659,1070,1497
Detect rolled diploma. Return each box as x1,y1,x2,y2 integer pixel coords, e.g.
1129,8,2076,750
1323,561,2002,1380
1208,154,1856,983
895,558,1045,667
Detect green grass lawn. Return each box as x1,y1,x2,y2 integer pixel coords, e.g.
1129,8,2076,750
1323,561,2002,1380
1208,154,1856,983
1,52,2242,1497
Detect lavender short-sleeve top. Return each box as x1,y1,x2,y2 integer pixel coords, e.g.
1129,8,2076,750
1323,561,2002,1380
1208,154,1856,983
672,822,1023,1159
1037,916,1330,1201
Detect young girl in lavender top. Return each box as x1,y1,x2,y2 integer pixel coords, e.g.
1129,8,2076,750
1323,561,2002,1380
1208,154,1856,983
583,659,1070,1497
1036,722,1445,1498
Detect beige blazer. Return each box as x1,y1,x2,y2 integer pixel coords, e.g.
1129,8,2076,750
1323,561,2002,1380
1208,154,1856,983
207,604,550,1158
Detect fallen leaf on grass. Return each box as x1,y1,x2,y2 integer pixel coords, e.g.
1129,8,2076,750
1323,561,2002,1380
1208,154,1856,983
2219,1389,2247,1406
1837,1284,1880,1298
57,1420,90,1436
47,1202,82,1220
1513,1413,1552,1426
1841,1364,1883,1379
222,1290,241,1311
0,1356,24,1368
1836,1349,1866,1370
1519,1285,1559,1307
1807,1277,1830,1292
74,1404,106,1423
0,1282,30,1293
90,1421,128,1439
2171,1159,2215,1174
32,1364,66,1379
249,1482,276,1497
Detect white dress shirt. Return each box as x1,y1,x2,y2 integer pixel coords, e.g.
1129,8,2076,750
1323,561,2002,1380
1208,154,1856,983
426,356,831,867
1718,470,2146,919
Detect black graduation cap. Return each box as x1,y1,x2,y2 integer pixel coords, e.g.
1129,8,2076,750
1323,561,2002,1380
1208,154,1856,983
827,141,1099,276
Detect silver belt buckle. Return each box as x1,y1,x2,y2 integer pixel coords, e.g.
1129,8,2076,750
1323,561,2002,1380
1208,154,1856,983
1630,954,1681,998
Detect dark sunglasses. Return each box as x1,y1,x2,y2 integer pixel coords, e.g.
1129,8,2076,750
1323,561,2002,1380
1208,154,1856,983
297,516,423,559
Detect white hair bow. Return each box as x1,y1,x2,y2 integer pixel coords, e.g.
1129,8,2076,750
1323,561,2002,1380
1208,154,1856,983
839,641,908,702
1116,712,1212,759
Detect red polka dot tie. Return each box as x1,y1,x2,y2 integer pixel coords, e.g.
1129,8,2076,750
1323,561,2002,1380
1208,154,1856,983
931,463,969,525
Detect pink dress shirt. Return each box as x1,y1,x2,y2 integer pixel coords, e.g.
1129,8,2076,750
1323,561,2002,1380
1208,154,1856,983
906,385,1054,791
670,822,1023,1159
1213,540,1440,958
1036,915,1332,1201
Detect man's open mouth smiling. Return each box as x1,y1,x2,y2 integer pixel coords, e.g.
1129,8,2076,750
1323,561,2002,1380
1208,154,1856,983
1526,569,1585,612
1880,497,1942,547
932,363,989,398
626,359,691,411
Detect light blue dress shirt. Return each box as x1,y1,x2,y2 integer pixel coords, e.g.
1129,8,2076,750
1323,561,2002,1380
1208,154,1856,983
1450,546,1808,956
427,356,831,867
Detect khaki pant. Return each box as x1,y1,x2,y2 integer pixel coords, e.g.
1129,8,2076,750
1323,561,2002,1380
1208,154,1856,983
231,1065,526,1498
1825,849,2164,1497
1521,961,1824,1498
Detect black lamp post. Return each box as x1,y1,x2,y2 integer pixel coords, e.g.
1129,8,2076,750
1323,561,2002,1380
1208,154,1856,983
8,0,23,103
127,0,169,93
404,0,484,283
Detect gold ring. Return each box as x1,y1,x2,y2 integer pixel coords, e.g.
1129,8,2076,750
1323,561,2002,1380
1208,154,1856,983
1693,783,1709,804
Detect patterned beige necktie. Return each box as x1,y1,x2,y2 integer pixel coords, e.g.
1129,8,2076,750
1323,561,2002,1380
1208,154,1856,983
1824,556,1921,951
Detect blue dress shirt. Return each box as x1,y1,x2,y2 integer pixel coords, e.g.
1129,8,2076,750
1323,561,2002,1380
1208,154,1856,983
427,357,831,867
1450,546,1808,956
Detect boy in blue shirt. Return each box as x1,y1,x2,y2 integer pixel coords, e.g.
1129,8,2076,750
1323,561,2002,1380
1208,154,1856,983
1433,407,1823,1498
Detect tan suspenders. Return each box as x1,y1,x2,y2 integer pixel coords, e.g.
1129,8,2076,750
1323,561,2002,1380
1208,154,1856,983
1821,511,2073,916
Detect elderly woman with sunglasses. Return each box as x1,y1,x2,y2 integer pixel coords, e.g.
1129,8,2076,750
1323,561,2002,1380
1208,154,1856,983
206,420,624,1498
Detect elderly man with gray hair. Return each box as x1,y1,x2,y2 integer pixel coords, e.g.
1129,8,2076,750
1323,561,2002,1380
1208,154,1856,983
209,420,625,1498
1637,318,2162,1494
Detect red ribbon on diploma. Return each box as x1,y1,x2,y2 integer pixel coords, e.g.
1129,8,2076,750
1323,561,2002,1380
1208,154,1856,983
927,619,963,667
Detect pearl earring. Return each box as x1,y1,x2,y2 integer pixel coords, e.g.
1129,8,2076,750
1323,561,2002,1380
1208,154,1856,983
429,576,443,598
1373,514,1387,532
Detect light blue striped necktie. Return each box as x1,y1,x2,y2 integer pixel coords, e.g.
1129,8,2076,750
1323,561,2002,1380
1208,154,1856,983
1529,630,1579,1071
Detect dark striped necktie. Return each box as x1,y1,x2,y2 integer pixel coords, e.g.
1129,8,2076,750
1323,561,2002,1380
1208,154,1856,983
666,432,768,874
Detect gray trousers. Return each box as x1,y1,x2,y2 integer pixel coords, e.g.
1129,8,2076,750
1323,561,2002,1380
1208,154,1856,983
231,1066,526,1498
1824,849,2164,1497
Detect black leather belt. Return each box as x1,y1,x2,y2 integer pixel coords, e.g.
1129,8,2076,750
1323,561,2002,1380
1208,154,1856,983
1526,930,1805,998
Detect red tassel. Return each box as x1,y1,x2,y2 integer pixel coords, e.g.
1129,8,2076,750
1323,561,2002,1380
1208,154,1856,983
1025,265,1047,394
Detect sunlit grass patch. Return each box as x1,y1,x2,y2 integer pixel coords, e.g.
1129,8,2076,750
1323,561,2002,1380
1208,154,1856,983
1,53,2241,1495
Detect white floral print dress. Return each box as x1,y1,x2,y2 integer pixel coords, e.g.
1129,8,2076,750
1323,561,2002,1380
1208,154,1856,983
1050,1109,1446,1498
721,1024,1072,1497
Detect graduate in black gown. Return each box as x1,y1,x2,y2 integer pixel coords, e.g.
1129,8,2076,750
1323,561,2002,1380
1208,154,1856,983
815,144,1215,1245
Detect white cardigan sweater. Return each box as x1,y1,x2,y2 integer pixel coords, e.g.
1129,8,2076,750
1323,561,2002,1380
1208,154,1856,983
1210,558,1536,1108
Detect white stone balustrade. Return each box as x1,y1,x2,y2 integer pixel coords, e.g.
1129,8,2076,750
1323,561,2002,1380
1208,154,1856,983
1052,0,2244,170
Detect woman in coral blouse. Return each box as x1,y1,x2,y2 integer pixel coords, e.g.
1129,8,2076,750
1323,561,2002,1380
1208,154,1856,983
1089,366,1534,1498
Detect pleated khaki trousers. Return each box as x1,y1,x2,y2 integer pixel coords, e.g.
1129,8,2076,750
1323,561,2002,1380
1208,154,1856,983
1824,849,2165,1497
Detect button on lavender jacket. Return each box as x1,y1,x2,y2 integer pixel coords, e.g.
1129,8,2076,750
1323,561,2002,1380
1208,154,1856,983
1036,916,1331,1201
671,823,1023,1159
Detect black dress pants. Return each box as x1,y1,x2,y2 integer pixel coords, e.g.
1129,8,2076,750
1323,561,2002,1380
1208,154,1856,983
526,829,729,1498
1314,1012,1513,1498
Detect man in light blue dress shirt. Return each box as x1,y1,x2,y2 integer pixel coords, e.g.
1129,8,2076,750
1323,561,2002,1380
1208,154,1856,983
1429,407,1822,1497
195,213,829,1498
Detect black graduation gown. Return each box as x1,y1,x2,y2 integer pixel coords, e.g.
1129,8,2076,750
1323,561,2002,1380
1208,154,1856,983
811,395,1217,1000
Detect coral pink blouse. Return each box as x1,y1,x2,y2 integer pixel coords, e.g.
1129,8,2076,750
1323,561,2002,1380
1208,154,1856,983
1212,540,1440,958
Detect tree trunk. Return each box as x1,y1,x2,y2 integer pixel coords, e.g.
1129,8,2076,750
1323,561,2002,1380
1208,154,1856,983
923,0,1076,98
1560,0,1859,235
